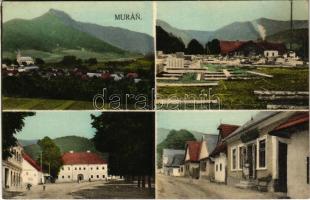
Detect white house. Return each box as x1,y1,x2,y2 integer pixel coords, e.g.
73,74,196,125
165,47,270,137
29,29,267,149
162,149,185,176
264,50,279,58
22,152,43,186
2,145,23,191
199,134,218,180
269,112,309,198
16,51,34,66
210,124,240,183
57,151,108,183
184,141,201,179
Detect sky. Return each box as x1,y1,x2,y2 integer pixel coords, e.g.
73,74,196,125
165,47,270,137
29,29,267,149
3,1,154,36
16,112,100,140
157,1,309,31
157,111,259,134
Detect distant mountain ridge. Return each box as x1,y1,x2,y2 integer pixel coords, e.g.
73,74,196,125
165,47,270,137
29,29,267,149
21,135,98,160
157,18,308,45
3,9,153,59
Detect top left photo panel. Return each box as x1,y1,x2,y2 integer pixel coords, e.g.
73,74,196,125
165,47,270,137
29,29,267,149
2,1,155,111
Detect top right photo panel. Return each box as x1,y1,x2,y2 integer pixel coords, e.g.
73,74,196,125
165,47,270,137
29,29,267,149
155,0,309,110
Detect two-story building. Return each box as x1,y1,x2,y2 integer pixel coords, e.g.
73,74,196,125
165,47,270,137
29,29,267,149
57,151,108,182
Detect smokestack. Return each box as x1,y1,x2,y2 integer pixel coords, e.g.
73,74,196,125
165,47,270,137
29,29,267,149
290,0,293,51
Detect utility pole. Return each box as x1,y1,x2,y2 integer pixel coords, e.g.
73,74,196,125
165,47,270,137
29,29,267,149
40,151,43,184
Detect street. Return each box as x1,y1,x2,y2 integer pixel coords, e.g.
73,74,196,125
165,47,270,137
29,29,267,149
156,173,283,199
10,180,154,199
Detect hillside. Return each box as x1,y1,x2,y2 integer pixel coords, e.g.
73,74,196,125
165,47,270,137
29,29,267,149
3,9,153,61
157,128,217,144
22,135,98,160
157,18,308,45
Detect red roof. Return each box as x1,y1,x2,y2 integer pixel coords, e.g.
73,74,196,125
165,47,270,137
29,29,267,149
185,141,202,162
220,41,246,54
217,124,240,139
220,40,286,54
273,112,309,132
23,152,42,172
62,152,107,165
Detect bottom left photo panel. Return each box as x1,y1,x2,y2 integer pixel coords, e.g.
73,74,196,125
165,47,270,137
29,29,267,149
2,111,155,199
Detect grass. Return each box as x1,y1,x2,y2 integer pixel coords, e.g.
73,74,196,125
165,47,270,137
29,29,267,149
3,97,96,110
157,67,309,109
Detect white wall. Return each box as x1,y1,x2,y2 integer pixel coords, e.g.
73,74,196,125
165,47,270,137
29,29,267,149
21,159,43,186
287,130,310,199
57,164,108,182
214,153,226,183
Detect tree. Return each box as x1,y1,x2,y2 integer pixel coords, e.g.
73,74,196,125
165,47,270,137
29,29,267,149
2,112,35,160
60,55,77,66
206,39,221,55
157,129,196,168
156,26,185,53
2,58,12,66
186,39,204,55
86,58,98,65
91,112,154,189
35,58,45,65
37,137,63,179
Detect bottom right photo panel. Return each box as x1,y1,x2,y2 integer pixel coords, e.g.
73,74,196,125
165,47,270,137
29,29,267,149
156,111,309,199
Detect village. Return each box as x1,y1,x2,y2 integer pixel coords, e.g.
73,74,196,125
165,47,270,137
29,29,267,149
2,112,155,199
157,111,309,199
2,51,141,82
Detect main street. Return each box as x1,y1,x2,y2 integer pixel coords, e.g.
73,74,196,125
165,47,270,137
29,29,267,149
156,173,283,199
11,180,154,199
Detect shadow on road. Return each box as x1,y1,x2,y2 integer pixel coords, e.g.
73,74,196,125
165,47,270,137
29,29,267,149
71,184,155,199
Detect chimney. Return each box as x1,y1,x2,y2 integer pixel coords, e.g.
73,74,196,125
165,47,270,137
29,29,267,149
69,150,74,153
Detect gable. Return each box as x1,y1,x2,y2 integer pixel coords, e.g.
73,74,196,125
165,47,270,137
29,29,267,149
199,141,209,160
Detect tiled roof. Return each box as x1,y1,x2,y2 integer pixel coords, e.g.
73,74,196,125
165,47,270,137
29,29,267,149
62,152,107,165
217,124,240,139
186,141,202,162
23,152,42,172
272,112,309,132
220,40,286,54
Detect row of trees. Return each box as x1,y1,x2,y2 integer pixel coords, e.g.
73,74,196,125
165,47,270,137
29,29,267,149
156,26,221,55
91,112,154,189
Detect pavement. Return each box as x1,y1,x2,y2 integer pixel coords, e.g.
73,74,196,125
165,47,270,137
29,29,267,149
10,181,108,199
156,173,284,199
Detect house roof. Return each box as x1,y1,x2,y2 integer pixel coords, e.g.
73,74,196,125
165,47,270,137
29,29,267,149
220,40,286,54
217,124,240,139
224,111,279,141
270,112,309,137
163,149,185,167
185,141,202,162
62,152,107,165
201,134,218,157
209,143,227,157
167,154,185,167
22,152,42,172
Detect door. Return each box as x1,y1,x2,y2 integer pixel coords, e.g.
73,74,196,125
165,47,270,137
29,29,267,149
277,141,287,192
78,174,84,181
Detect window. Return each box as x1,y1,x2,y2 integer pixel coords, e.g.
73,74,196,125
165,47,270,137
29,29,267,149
75,167,77,170
239,146,245,170
91,175,93,178
216,164,218,172
103,175,105,178
102,167,105,170
220,163,222,171
68,176,70,178
84,167,86,170
231,147,237,170
91,167,93,170
68,167,70,171
62,176,64,179
79,167,81,170
97,167,99,170
97,175,99,178
62,167,64,170
258,138,266,168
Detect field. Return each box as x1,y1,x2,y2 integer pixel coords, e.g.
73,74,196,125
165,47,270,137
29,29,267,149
2,97,96,110
157,67,309,109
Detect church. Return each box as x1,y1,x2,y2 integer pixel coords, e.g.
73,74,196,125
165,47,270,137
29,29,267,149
57,151,108,183
16,50,34,66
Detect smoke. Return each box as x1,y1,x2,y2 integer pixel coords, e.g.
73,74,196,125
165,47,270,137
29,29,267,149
257,24,266,41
